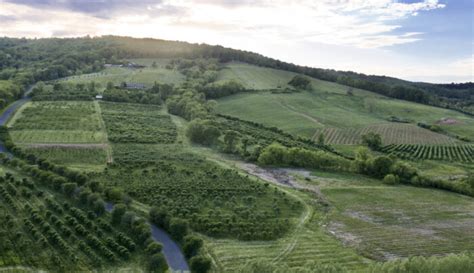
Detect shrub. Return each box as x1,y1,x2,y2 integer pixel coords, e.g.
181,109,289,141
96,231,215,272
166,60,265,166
183,235,203,258
190,255,212,273
148,253,168,273
383,174,400,185
362,132,382,150
146,241,163,255
169,218,189,242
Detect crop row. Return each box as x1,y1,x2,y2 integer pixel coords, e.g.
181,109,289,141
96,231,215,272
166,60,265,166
313,124,456,145
381,144,474,162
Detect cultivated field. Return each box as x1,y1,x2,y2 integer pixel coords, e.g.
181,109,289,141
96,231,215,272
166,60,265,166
318,174,474,260
8,101,106,144
381,144,474,162
313,124,457,145
0,165,147,271
24,146,108,172
217,88,474,142
99,102,177,144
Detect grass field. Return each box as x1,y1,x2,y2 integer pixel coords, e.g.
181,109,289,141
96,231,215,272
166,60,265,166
8,101,107,144
60,58,185,88
316,174,474,260
23,145,108,172
216,90,473,143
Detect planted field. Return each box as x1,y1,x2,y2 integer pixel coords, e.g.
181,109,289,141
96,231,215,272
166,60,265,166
23,146,108,171
217,86,474,141
205,190,369,272
381,144,474,162
0,165,148,271
8,101,106,144
92,144,303,241
322,184,474,260
313,124,457,145
100,102,177,144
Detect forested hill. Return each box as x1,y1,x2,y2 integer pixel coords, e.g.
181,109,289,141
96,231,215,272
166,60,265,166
0,36,472,114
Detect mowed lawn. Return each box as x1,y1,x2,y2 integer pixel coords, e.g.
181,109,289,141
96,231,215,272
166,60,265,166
8,101,107,144
311,171,474,260
217,89,473,143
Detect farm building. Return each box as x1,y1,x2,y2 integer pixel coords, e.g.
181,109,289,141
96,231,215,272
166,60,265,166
118,82,146,90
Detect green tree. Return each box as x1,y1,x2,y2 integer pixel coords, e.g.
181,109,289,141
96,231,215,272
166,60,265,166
183,235,203,258
288,75,311,90
169,218,189,241
186,119,221,146
223,130,240,153
190,255,212,273
148,253,168,273
383,174,400,185
362,132,382,150
111,204,127,224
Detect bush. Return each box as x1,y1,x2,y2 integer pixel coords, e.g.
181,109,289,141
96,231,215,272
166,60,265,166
169,218,189,242
183,235,203,258
383,174,400,185
146,241,163,255
186,119,221,146
362,132,382,150
148,253,168,273
190,255,212,273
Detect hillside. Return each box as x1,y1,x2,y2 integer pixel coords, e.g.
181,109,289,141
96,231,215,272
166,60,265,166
216,63,474,143
0,37,473,273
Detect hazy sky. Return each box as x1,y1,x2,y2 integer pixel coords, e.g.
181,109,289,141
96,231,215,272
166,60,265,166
1,0,472,83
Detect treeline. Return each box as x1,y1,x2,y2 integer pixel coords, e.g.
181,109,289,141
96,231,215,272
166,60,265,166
1,36,472,114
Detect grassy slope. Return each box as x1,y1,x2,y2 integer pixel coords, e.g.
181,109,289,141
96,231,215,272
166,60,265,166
309,170,474,260
216,63,474,144
59,58,185,89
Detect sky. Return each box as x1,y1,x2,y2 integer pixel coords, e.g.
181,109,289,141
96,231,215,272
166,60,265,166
0,0,472,83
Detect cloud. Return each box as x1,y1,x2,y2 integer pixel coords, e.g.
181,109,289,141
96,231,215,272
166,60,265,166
1,0,462,82
0,0,446,48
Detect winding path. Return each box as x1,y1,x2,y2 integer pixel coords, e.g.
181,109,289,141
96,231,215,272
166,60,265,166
105,203,189,272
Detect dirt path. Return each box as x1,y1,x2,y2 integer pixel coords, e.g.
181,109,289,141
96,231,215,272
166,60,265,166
276,100,323,126
239,163,327,202
94,101,113,163
237,163,328,262
25,143,109,148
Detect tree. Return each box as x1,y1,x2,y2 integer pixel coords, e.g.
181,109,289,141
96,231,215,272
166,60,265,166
111,204,127,224
288,75,311,90
149,206,170,229
369,156,394,178
183,235,203,258
186,119,221,146
383,174,400,185
190,256,212,273
151,61,158,68
223,130,240,153
362,132,382,150
149,253,168,273
62,182,77,197
169,218,189,241
146,241,163,255
317,133,325,146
